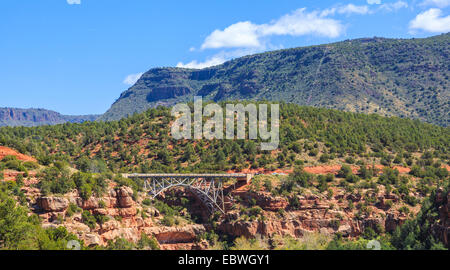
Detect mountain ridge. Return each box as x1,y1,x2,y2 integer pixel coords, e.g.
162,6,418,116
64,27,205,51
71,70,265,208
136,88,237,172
0,107,99,127
99,33,450,126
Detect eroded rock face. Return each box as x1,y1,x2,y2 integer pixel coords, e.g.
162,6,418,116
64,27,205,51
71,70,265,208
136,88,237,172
30,178,431,250
33,184,210,250
143,224,206,244
80,197,99,210
218,197,407,241
238,191,288,211
82,234,102,247
100,228,140,244
218,207,350,239
37,197,69,212
146,86,191,102
117,186,135,208
118,207,137,217
161,241,208,250
385,212,406,232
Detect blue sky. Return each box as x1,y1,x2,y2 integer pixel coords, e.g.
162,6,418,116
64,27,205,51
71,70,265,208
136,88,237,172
1,0,449,115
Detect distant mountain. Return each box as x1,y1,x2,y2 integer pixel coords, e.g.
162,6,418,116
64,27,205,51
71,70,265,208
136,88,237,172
99,33,450,126
0,108,99,127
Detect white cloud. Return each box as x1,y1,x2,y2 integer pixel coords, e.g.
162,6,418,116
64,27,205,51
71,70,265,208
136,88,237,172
182,2,416,70
201,21,261,49
177,47,270,69
123,73,143,85
260,9,344,37
338,4,370,15
67,0,81,4
200,8,344,50
379,1,408,11
409,8,450,32
321,4,370,17
420,0,450,8
177,55,227,69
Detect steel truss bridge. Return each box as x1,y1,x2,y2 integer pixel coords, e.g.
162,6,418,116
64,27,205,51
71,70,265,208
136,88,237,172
123,173,253,214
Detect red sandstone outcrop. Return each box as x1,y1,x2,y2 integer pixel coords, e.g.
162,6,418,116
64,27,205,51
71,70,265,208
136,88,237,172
236,191,288,211
143,224,206,244
217,190,412,241
385,211,407,232
117,186,135,208
33,184,208,249
0,146,37,162
28,176,429,250
160,240,209,250
37,197,69,212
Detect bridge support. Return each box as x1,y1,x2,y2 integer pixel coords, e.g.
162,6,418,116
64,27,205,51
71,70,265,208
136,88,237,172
123,173,253,215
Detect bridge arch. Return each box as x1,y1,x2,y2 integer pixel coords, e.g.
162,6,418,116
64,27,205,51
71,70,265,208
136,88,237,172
123,173,253,215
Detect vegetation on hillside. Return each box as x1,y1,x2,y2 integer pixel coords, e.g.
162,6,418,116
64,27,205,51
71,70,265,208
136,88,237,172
101,33,449,126
1,103,448,177
0,103,448,250
0,181,80,250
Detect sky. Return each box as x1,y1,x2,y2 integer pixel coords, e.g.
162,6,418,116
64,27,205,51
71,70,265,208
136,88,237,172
1,0,449,115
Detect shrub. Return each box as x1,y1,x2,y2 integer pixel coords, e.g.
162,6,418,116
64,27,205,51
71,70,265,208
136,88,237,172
142,198,152,206
317,175,328,192
5,160,21,171
291,167,314,188
15,174,24,187
346,174,360,184
161,215,175,226
289,196,300,210
81,211,97,229
247,206,263,218
98,200,106,208
94,214,109,225
319,154,330,163
263,179,273,192
38,166,75,196
308,149,318,157
66,203,81,217
345,157,355,164
137,233,160,250
384,200,393,209
325,173,334,182
337,165,352,178
107,238,135,250
23,161,39,170
358,166,373,179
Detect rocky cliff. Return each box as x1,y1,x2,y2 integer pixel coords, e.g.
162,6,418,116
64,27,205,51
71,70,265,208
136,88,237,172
19,178,426,250
24,185,208,249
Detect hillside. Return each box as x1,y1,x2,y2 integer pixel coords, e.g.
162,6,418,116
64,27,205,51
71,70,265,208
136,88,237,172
99,33,450,126
1,103,449,174
0,104,448,250
0,108,99,127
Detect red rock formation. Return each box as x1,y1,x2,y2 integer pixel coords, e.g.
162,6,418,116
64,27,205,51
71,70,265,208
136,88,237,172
0,146,37,162
37,197,69,212
235,191,288,211
28,176,425,250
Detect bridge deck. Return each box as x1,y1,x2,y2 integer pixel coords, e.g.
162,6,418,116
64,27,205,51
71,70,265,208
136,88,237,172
123,173,253,183
123,173,250,178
